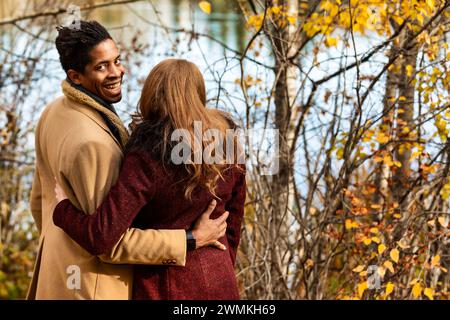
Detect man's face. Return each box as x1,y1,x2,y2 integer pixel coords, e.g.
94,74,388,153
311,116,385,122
69,39,125,104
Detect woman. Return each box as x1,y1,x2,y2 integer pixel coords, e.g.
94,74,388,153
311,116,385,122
52,59,246,300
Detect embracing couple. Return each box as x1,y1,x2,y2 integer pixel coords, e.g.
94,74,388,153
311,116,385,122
27,20,246,300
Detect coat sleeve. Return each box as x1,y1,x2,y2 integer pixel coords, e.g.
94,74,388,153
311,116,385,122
224,165,246,266
57,142,186,266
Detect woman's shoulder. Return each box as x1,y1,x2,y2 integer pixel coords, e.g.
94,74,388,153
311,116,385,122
234,163,246,177
121,149,173,187
123,148,163,172
223,163,246,181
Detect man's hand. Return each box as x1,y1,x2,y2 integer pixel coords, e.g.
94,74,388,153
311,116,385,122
192,200,229,250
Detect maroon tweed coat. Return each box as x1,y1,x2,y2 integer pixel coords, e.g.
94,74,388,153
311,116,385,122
53,149,246,300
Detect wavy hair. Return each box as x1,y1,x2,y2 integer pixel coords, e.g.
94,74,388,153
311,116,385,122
126,59,242,199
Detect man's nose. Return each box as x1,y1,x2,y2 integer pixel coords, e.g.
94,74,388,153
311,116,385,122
110,64,124,78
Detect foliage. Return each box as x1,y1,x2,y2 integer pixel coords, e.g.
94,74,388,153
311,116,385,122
235,0,449,299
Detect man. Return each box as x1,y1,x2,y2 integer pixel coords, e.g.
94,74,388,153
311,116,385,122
28,20,228,299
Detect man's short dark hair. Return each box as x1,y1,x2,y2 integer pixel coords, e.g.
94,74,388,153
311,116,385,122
55,20,112,74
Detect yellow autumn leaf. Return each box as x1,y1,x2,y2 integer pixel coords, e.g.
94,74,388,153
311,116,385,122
345,219,352,230
383,155,393,166
270,6,281,15
336,147,344,160
417,13,424,25
357,282,367,298
371,236,381,244
426,0,435,10
198,1,211,14
373,155,384,163
424,288,434,300
287,16,297,25
363,237,372,246
392,15,404,25
369,227,379,234
431,255,440,266
247,14,264,30
378,244,387,254
352,265,365,273
376,132,389,144
345,219,358,230
390,249,399,263
325,36,338,47
386,282,394,296
411,151,421,159
383,260,394,273
412,282,422,298
406,65,414,77
393,161,402,168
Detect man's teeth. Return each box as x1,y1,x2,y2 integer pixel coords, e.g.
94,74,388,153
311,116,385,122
105,83,120,89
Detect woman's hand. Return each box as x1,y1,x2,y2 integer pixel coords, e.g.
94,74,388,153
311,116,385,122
54,177,68,202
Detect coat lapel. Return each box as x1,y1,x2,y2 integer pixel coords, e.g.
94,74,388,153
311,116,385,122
61,80,129,149
64,97,123,149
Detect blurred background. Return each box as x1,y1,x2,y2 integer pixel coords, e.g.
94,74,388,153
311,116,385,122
0,0,449,299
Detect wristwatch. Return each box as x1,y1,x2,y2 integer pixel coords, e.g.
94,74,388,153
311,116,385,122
186,230,196,251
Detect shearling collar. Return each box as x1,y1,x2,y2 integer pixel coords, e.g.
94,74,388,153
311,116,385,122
61,79,129,148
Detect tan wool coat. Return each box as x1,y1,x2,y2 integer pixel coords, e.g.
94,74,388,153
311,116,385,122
27,80,186,300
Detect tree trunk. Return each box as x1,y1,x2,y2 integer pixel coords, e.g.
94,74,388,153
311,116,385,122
373,46,398,211
393,29,419,206
270,0,299,299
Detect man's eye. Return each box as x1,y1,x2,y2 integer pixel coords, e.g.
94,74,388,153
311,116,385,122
96,65,105,71
115,59,121,65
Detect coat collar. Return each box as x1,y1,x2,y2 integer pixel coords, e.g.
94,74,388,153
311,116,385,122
61,80,129,148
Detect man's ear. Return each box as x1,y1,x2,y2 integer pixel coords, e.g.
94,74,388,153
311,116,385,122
67,69,83,85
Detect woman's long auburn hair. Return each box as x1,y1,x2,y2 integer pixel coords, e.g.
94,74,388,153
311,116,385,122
128,59,240,200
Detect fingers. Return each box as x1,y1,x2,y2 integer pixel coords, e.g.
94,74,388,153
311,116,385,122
214,211,229,225
218,219,227,236
201,199,217,219
221,222,227,235
211,240,226,251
